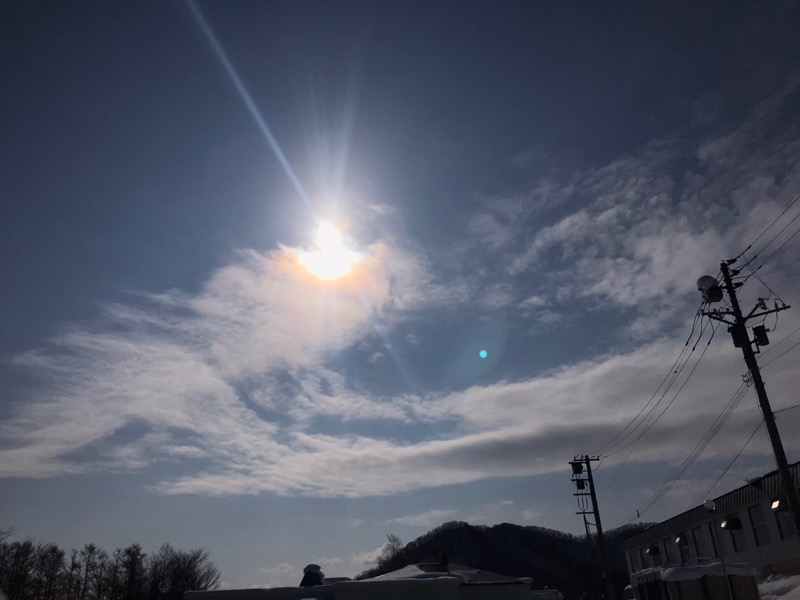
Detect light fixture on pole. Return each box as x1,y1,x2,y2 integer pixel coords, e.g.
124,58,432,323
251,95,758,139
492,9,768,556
771,497,788,512
704,500,734,600
699,262,800,546
720,516,742,530
675,533,690,564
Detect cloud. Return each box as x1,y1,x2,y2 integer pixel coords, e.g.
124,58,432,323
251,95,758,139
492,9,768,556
2,81,800,514
521,510,540,522
0,237,430,481
388,509,458,527
255,562,303,588
367,351,385,364
456,80,800,335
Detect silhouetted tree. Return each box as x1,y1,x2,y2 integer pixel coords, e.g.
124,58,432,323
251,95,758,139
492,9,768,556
377,534,404,571
145,544,220,600
0,532,219,600
2,540,38,600
119,545,146,600
34,544,65,600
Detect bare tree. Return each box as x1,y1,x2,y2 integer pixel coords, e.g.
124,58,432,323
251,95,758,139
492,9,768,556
2,540,38,600
146,544,219,600
78,545,98,600
33,544,65,600
118,545,145,600
377,534,404,570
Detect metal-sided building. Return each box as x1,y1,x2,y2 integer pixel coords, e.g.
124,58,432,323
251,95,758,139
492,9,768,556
621,461,800,579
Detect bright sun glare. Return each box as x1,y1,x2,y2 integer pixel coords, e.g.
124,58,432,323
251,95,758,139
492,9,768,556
299,222,360,281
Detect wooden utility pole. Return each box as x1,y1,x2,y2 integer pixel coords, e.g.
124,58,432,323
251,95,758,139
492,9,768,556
571,455,616,600
701,260,800,542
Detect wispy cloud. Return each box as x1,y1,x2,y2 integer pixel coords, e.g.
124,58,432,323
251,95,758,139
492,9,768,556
459,79,800,333
388,508,457,527
2,81,799,512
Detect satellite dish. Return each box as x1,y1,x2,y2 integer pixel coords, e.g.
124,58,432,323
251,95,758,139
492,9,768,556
697,276,723,303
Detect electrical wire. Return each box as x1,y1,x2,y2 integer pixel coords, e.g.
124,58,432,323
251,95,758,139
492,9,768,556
593,306,707,456
635,381,751,516
615,379,753,526
733,193,800,302
698,420,763,503
594,310,721,506
731,192,800,263
599,444,636,501
755,222,800,271
759,325,800,358
739,217,800,289
598,321,721,508
605,319,719,458
760,339,800,369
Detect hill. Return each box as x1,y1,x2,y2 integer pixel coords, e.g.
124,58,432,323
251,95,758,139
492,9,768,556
356,521,651,600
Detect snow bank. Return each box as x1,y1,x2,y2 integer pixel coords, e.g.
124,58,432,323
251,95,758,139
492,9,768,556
759,574,800,600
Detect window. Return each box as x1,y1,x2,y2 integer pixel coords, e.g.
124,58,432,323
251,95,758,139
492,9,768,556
662,538,676,563
644,544,662,566
748,504,771,547
727,515,747,554
628,551,641,572
775,510,797,540
639,547,650,568
707,523,719,557
690,527,703,558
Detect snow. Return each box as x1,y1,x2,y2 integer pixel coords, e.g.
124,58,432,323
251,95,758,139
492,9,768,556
759,575,800,600
631,563,757,585
660,563,758,581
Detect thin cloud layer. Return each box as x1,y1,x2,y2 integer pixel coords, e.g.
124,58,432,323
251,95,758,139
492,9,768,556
1,82,799,507
466,79,800,335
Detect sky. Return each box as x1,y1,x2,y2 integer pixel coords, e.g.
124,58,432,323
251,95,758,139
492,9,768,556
2,0,800,589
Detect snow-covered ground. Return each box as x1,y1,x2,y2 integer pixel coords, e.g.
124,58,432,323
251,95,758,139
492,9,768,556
760,575,800,600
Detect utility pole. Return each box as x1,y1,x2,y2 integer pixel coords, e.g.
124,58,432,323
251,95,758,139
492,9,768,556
571,455,616,600
699,260,800,541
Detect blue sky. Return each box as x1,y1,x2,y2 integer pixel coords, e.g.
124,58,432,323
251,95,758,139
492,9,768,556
2,0,800,589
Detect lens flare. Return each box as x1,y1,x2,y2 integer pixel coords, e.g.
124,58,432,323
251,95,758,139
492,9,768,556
187,0,311,211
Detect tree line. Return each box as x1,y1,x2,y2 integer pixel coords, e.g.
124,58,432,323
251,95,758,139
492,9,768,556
0,529,219,600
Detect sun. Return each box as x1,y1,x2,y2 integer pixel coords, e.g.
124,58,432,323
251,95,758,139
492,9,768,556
298,222,360,281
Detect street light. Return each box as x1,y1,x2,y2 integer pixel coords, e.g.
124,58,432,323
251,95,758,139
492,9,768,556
704,500,734,600
675,534,690,564
720,516,742,530
772,497,788,511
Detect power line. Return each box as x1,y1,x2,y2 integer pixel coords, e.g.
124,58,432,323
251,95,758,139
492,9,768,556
605,319,718,458
598,445,635,501
698,420,763,503
732,192,800,262
755,221,800,271
635,381,752,516
740,218,800,288
760,325,800,358
740,260,784,303
615,380,753,526
761,339,800,369
594,307,707,456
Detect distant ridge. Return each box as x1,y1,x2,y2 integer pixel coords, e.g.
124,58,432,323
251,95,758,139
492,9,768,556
356,521,651,600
